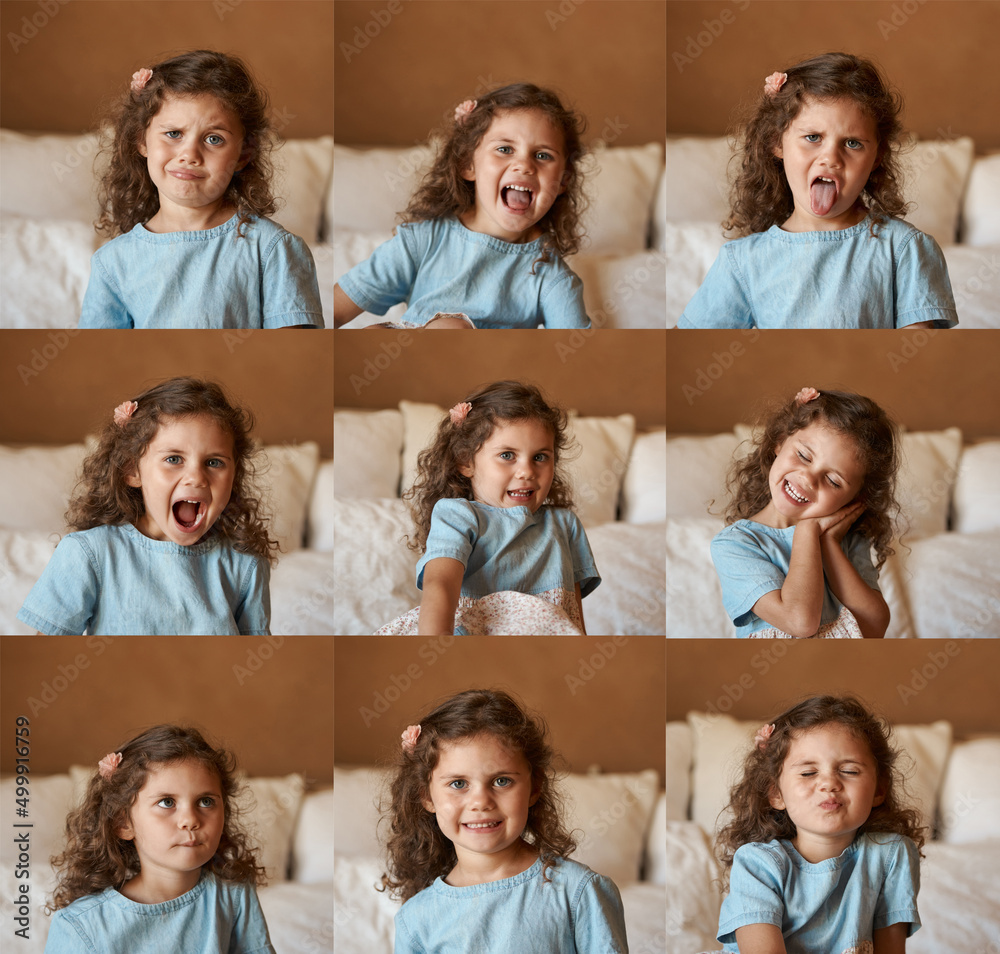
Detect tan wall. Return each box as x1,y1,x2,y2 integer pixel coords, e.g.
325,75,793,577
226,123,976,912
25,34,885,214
0,0,333,137
0,636,333,778
335,637,666,784
0,331,333,457
334,0,666,147
666,639,1000,737
664,330,1000,439
334,330,667,430
667,0,1000,152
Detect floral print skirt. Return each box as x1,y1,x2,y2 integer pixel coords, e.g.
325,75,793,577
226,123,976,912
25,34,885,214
749,605,863,639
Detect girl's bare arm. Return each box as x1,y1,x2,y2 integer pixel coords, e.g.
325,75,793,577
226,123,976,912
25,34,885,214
751,521,824,637
333,284,363,328
873,921,908,954
820,536,890,636
417,557,464,636
734,923,787,954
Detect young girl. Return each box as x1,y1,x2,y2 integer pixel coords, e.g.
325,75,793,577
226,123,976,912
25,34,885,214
715,696,923,952
375,381,600,635
17,377,276,635
381,689,628,953
45,725,274,953
711,387,899,638
80,50,323,328
680,52,958,329
334,83,589,329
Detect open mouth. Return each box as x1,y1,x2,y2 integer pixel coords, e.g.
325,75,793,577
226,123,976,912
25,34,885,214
172,499,207,533
810,175,839,216
507,489,535,503
501,184,534,213
783,479,810,505
463,820,502,831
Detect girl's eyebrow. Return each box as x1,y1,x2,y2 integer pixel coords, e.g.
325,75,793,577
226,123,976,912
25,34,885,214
489,137,562,154
440,770,525,779
150,789,222,799
790,758,866,766
156,120,236,133
156,447,233,459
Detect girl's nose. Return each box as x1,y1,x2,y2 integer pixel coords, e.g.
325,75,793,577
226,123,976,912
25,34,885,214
468,783,496,808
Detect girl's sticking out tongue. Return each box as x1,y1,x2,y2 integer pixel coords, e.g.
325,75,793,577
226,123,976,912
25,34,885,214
503,186,532,211
810,177,838,216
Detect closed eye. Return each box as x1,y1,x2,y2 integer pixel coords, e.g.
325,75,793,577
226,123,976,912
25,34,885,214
827,476,841,488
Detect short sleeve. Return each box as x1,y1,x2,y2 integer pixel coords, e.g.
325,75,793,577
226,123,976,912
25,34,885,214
844,532,880,591
338,228,420,316
562,511,601,596
574,870,628,953
873,836,921,936
228,883,277,954
717,844,786,944
79,253,133,329
392,909,424,954
415,499,478,589
679,246,754,329
262,231,324,327
894,230,959,328
710,527,786,627
539,268,589,329
43,910,90,953
17,536,99,635
235,558,271,636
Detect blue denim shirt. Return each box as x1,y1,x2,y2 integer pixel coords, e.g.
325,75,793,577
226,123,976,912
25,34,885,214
719,834,920,952
44,871,275,954
394,857,628,954
17,524,270,636
711,521,879,637
338,218,589,328
679,216,958,328
79,214,324,328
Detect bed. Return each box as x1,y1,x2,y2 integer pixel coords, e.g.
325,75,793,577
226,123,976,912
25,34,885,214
664,429,1000,637
334,764,667,954
0,771,333,954
664,136,1000,328
333,141,667,329
333,404,667,636
0,442,335,636
662,715,1000,954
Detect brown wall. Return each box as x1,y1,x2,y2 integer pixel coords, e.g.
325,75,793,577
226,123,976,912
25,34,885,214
0,636,333,778
0,331,333,457
334,330,667,430
0,0,333,137
335,637,666,785
665,330,1000,439
334,0,665,147
666,639,1000,737
667,0,1000,152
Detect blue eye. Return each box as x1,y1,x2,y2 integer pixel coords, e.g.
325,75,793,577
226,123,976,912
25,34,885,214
448,779,467,790
535,151,553,161
165,456,182,465
207,458,225,468
198,796,216,807
497,145,513,154
846,139,863,150
494,777,513,788
156,797,175,808
804,134,821,143
206,134,224,146
499,452,515,461
165,130,182,140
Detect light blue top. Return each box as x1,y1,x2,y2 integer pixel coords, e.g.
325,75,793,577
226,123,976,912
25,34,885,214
44,871,275,954
710,521,879,637
679,216,958,328
337,217,589,328
394,857,628,954
17,524,270,636
718,833,921,953
79,214,324,328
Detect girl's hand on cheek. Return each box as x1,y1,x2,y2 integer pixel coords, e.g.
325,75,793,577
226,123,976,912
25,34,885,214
818,500,865,543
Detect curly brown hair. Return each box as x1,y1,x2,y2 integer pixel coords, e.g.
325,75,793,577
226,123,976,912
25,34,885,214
726,52,909,237
716,696,925,885
48,725,266,911
96,50,277,237
379,689,577,902
722,388,900,570
66,376,278,565
400,83,588,268
403,381,577,552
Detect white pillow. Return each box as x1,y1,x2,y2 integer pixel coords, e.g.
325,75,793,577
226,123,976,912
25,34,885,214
333,765,393,857
564,414,636,526
961,153,1000,246
235,773,306,883
271,136,334,244
644,792,668,885
651,160,667,252
579,143,663,254
937,738,1000,843
306,460,334,550
900,137,975,247
952,441,1000,534
620,430,666,524
888,721,953,835
260,441,320,554
290,787,334,883
562,769,660,885
664,136,732,223
333,143,434,233
665,721,693,820
0,443,88,531
665,433,741,520
335,408,405,498
897,428,963,540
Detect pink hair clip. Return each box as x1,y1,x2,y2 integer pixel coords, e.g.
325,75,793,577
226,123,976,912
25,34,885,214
449,402,472,425
114,401,138,427
454,99,477,124
794,387,820,405
131,68,153,93
401,725,421,750
754,723,775,750
764,71,787,97
98,752,122,779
